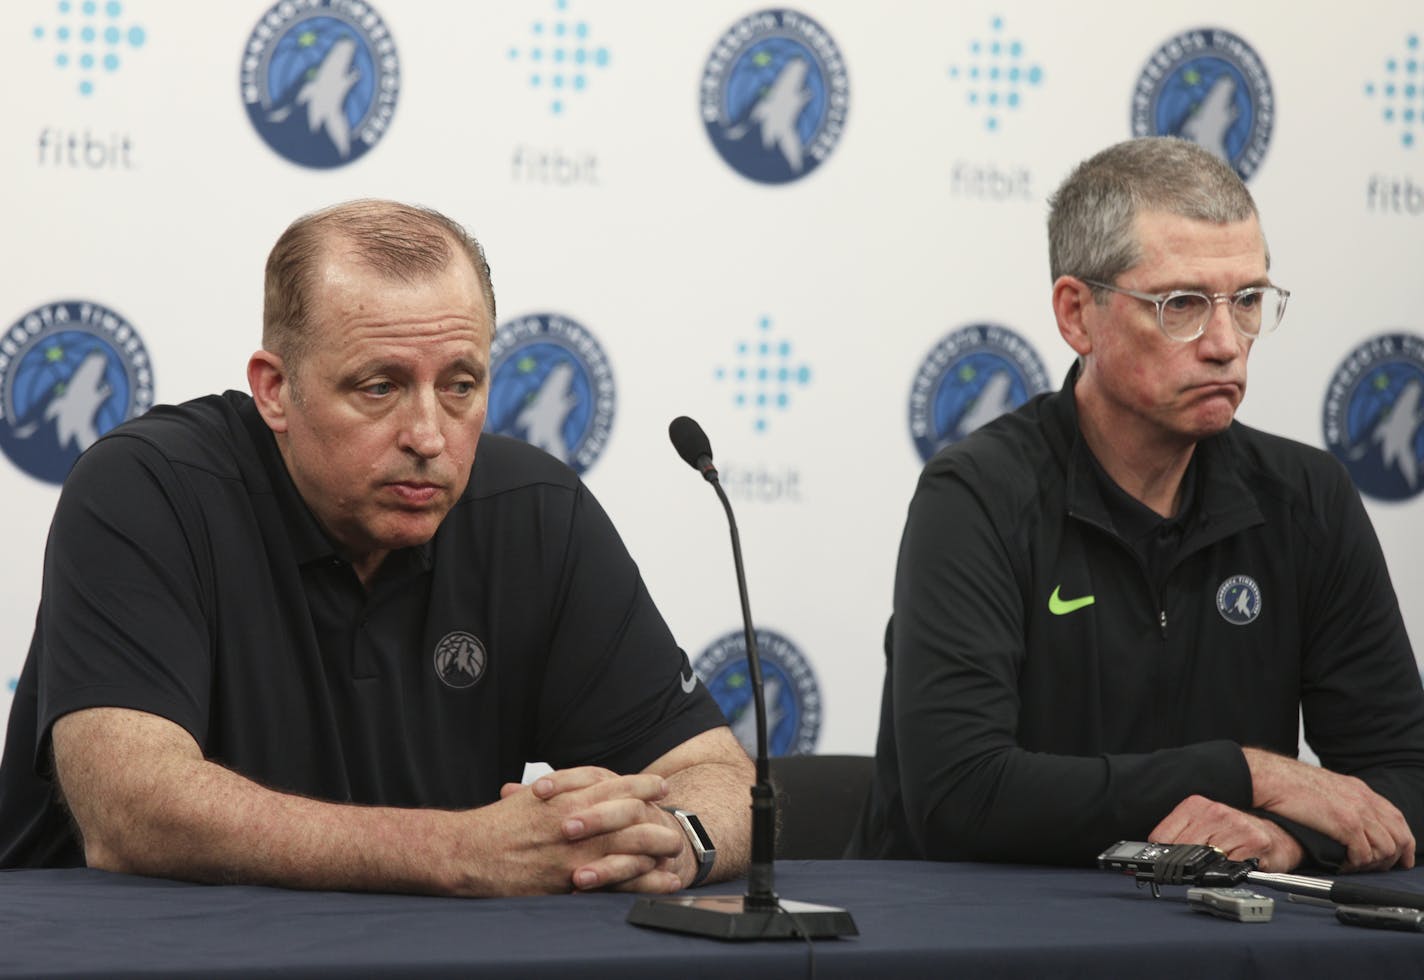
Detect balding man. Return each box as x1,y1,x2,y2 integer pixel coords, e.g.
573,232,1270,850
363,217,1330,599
0,200,751,896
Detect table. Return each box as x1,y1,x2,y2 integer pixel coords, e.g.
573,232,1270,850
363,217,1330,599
3,860,1423,978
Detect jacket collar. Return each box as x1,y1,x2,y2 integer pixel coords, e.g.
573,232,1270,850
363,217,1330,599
1042,366,1264,552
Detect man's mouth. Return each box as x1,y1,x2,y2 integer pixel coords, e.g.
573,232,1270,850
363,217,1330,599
386,481,443,506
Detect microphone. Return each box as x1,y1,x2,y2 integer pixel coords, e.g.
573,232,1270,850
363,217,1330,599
669,415,716,481
626,417,856,941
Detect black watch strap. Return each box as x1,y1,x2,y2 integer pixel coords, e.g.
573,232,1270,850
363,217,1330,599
663,807,716,887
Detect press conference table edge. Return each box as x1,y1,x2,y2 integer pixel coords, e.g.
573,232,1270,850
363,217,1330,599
3,859,1423,978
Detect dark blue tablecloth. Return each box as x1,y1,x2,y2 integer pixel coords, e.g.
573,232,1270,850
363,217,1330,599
3,860,1423,978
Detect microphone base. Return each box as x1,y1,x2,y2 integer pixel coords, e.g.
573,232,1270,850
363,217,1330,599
627,894,858,941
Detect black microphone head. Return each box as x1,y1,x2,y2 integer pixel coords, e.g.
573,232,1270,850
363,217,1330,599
669,416,713,471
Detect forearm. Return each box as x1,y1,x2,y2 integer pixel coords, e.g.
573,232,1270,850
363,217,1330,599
53,707,510,897
79,751,468,894
644,727,753,885
907,740,1252,864
662,760,752,884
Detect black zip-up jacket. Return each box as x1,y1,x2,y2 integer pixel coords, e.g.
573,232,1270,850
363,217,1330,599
850,370,1424,868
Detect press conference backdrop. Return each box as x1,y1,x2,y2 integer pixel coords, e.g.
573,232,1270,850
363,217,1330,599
1,0,1421,762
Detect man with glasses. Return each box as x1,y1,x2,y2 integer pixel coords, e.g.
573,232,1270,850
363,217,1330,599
851,137,1424,873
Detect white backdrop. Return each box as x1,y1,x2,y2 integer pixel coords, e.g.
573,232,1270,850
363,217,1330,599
2,0,1421,760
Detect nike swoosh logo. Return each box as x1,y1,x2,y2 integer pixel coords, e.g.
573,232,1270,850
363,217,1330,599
1048,585,1095,615
680,669,698,694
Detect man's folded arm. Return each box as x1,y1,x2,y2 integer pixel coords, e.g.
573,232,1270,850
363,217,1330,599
892,473,1253,865
642,726,753,885
52,705,686,897
1287,472,1424,870
543,725,753,892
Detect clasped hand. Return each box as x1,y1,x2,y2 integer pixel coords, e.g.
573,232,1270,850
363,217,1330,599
489,766,689,895
1149,749,1415,873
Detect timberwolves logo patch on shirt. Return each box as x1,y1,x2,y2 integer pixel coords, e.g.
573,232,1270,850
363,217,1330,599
488,313,615,475
1323,333,1424,502
0,300,154,484
693,628,820,756
700,8,849,184
1216,575,1262,626
1131,28,1274,180
240,0,399,169
909,324,1050,463
433,631,487,689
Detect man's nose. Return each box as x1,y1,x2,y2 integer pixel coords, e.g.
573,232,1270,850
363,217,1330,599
1197,296,1244,358
399,390,446,458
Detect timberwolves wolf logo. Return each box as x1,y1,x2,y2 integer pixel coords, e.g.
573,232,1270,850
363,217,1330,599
240,0,399,169
0,301,154,484
700,8,849,184
693,628,820,756
909,324,1050,463
1216,575,1263,626
1324,333,1424,502
433,631,487,689
1131,28,1274,181
488,313,615,475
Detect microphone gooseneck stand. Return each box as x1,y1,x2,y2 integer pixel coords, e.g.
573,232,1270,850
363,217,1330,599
626,416,857,940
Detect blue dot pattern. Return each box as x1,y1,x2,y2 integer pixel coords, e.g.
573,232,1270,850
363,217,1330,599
1365,34,1422,148
506,0,610,116
947,15,1044,133
713,318,812,433
32,0,144,96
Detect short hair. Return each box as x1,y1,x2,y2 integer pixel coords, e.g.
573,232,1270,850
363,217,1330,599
1047,137,1266,295
263,200,496,366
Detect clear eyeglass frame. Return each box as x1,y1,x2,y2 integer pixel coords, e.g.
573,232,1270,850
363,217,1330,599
1081,279,1290,342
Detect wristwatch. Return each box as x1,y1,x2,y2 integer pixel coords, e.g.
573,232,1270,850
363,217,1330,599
663,807,716,887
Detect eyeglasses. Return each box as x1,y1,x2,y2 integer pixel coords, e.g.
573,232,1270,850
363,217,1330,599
1082,279,1290,342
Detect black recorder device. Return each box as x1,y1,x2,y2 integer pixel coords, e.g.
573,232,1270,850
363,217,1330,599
1098,841,1251,887
1098,840,1424,926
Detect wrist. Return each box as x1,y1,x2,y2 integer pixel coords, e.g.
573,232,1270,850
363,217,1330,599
662,806,716,888
1241,746,1284,808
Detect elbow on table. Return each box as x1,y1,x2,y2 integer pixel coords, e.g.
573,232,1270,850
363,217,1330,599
80,830,141,875
907,790,996,862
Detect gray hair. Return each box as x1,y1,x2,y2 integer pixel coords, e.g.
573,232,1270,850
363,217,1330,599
1047,137,1265,295
263,199,496,368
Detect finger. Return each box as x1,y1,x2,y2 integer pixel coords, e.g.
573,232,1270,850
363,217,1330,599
564,774,673,815
1342,815,1402,874
1338,818,1379,872
607,868,684,894
1354,793,1414,870
1377,800,1415,865
499,782,525,800
1149,802,1198,843
1359,807,1405,869
529,766,621,800
1218,828,1273,864
570,853,660,892
593,822,685,861
1151,796,1217,844
1148,813,1185,843
561,798,661,841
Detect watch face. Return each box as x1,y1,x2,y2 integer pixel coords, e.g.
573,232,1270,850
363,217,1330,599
681,811,715,852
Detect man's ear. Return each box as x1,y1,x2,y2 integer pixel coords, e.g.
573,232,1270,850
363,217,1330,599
247,350,290,434
1052,276,1096,359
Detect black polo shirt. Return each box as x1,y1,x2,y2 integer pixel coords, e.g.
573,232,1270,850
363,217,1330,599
0,392,725,867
